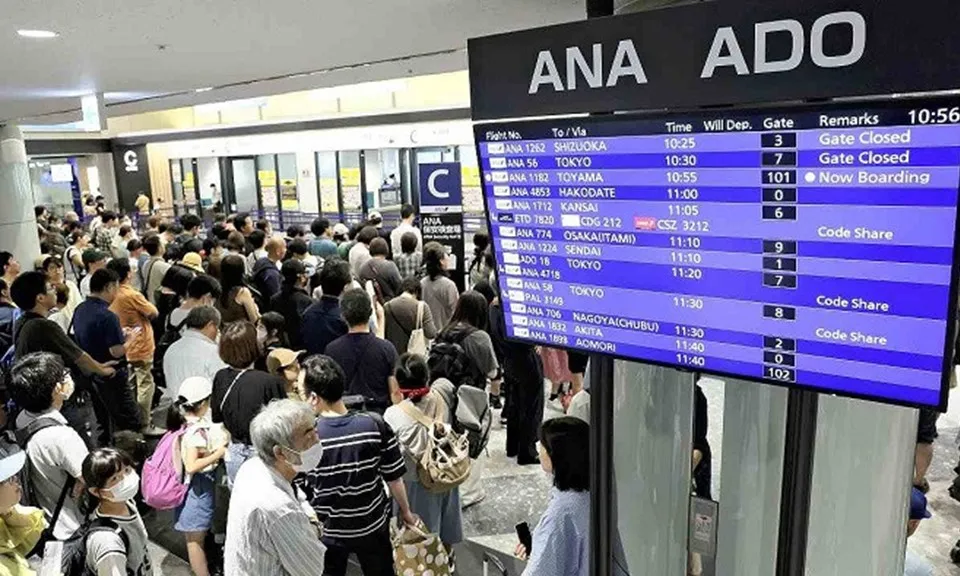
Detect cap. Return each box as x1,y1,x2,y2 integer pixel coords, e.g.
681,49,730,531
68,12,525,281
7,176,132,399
180,252,204,273
178,376,213,405
910,487,932,520
266,348,304,375
333,223,350,237
81,248,107,265
0,443,26,484
368,211,383,226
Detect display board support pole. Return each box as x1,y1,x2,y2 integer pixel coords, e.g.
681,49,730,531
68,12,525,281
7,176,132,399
775,388,819,576
589,355,615,576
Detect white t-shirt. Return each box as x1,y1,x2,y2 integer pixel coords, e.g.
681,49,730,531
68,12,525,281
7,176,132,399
80,275,93,299
86,503,153,576
16,410,89,540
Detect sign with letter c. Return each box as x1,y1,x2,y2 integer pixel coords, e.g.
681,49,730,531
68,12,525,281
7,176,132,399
418,163,462,212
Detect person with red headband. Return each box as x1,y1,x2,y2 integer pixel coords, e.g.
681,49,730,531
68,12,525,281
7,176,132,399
384,353,462,568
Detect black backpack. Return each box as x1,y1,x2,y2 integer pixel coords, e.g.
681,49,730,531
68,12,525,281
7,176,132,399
58,516,129,576
152,317,186,393
427,325,482,390
13,417,74,556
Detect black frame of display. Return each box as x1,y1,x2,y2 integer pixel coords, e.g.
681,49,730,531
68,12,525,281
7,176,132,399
473,95,960,412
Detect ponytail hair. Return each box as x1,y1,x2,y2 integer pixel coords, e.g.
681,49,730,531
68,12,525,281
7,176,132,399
165,395,209,431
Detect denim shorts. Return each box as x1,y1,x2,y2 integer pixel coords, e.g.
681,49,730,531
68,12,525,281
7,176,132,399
175,471,216,532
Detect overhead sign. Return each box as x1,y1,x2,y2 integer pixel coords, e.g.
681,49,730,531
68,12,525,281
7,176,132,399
418,163,463,212
111,143,151,214
468,0,960,120
476,98,960,409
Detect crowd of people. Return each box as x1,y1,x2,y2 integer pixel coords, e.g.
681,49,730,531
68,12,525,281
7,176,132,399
0,201,595,576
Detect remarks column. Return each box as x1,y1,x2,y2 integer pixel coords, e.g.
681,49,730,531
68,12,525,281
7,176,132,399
0,125,41,268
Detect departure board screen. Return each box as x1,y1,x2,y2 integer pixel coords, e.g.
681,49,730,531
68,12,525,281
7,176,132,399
475,99,960,409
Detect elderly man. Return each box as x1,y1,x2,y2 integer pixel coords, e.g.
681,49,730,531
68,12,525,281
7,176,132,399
225,399,327,576
162,306,226,401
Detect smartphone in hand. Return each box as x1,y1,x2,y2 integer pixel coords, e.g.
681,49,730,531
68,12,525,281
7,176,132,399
516,522,532,553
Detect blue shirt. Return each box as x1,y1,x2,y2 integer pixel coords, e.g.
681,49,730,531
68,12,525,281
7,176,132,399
302,296,348,356
524,489,589,576
309,238,339,260
72,297,124,364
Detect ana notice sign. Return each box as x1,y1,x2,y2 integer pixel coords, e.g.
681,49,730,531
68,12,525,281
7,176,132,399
468,0,960,120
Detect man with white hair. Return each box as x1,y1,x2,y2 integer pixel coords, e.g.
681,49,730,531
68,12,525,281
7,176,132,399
225,399,326,576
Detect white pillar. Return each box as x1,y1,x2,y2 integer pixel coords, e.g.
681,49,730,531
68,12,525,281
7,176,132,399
0,125,41,268
804,396,916,575
715,378,788,576
613,362,694,575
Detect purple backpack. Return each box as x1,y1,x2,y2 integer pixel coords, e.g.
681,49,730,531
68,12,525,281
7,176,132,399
141,428,188,510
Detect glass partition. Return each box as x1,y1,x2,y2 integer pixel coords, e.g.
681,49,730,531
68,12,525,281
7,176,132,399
338,151,363,225
278,153,298,213
316,151,339,219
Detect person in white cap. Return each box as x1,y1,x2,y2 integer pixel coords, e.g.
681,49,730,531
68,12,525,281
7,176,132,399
166,376,229,576
0,442,46,574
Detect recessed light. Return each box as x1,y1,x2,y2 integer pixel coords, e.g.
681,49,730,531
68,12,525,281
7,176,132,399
17,29,58,39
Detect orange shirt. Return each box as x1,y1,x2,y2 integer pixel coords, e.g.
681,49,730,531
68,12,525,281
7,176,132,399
109,283,158,362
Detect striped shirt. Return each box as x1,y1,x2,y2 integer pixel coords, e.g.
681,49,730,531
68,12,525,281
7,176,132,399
296,412,406,544
225,457,327,576
523,489,590,576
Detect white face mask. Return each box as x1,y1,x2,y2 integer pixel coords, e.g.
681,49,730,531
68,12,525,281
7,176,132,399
104,471,139,502
284,442,323,474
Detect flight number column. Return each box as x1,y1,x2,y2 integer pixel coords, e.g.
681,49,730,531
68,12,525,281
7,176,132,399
760,130,799,383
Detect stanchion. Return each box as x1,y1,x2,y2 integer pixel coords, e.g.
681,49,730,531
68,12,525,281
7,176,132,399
775,388,819,576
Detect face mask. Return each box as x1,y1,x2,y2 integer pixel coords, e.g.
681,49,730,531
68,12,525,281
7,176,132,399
59,376,75,400
104,471,139,502
284,442,323,474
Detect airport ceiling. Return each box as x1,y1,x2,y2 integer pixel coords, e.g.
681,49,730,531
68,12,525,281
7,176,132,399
0,0,583,124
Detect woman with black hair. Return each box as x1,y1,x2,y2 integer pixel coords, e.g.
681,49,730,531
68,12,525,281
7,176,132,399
420,242,459,329
216,255,260,324
81,448,153,575
515,417,591,575
383,354,462,562
254,312,288,372
436,291,502,405
467,233,491,288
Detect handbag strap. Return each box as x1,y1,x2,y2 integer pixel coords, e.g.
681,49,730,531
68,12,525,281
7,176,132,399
219,369,249,413
415,302,424,331
399,399,439,429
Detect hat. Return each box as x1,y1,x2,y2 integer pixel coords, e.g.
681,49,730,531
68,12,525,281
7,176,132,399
0,443,26,484
910,487,932,520
333,223,350,237
81,248,107,265
266,348,304,375
180,252,204,273
178,376,213,405
368,211,383,226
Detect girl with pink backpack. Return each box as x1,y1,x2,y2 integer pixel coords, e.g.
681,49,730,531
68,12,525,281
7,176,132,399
156,376,229,576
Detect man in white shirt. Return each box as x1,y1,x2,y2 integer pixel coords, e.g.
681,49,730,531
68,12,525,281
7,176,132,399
225,399,326,576
10,352,89,539
348,226,378,279
389,204,422,258
162,306,226,401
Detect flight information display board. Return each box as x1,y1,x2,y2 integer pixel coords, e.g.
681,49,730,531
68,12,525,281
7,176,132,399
475,99,960,409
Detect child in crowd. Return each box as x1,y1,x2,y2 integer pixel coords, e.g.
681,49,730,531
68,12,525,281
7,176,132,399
82,448,154,576
166,376,228,576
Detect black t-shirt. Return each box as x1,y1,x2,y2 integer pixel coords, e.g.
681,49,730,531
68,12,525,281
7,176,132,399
324,333,398,407
211,367,287,445
14,312,84,369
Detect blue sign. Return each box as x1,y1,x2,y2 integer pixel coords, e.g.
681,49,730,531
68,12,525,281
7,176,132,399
418,163,462,210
